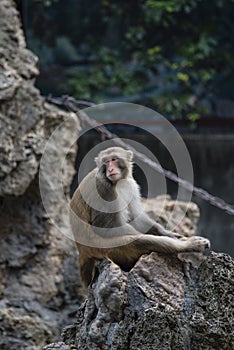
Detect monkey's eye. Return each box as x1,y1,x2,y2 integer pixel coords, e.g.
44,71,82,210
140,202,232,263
104,157,119,165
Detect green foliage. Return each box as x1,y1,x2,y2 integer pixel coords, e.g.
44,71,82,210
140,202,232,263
24,0,234,121
147,0,199,13
66,46,147,101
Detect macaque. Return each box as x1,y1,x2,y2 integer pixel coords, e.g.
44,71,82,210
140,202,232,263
70,147,210,287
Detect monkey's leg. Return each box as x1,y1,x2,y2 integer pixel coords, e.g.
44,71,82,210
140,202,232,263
78,255,95,288
133,234,210,254
107,235,209,273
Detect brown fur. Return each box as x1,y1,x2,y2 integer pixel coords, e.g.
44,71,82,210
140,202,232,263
70,147,210,287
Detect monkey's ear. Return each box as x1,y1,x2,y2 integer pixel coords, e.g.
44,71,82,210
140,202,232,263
126,150,133,161
95,157,100,166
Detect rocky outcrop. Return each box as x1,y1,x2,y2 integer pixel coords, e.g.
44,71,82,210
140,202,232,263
41,198,233,350
42,197,233,350
43,252,233,350
0,1,82,349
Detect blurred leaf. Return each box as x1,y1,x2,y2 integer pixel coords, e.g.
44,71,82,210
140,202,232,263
176,72,190,83
187,112,200,121
26,0,234,121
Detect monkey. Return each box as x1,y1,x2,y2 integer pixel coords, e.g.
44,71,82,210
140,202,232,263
70,147,210,288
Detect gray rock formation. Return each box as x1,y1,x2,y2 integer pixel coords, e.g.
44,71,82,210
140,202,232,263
42,197,233,350
44,251,233,350
0,1,82,349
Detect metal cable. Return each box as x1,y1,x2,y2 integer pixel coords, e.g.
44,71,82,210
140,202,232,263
45,95,234,216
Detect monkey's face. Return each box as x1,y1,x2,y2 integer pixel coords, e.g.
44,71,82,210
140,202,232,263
95,147,133,184
104,156,122,183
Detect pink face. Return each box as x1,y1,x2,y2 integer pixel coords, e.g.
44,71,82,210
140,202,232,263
104,156,121,182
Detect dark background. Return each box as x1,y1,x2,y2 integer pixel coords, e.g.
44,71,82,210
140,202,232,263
16,0,234,256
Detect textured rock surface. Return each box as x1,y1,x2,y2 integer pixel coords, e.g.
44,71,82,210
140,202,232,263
42,197,233,350
0,1,82,349
44,252,233,350
142,195,200,237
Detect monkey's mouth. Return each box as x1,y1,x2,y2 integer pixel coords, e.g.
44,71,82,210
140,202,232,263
108,173,120,181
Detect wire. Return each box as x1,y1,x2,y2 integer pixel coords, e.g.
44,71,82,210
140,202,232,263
45,95,234,216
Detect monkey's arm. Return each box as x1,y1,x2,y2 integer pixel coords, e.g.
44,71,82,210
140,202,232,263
134,213,181,238
147,221,182,238
129,199,182,238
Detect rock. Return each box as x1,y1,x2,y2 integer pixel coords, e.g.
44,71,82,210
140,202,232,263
49,252,232,350
0,1,82,349
142,195,200,237
43,197,233,350
42,342,71,350
0,0,41,195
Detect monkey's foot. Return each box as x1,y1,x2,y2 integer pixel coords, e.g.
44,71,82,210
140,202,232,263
185,236,210,253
